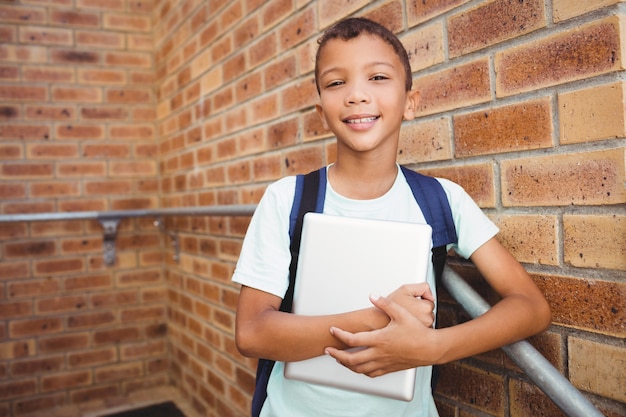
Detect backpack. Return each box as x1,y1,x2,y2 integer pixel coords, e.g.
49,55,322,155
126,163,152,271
251,165,458,417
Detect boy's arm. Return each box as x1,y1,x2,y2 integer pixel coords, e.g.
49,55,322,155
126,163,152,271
325,237,551,377
235,282,436,362
235,285,387,361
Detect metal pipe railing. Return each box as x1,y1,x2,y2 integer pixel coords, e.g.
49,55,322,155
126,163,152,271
0,206,603,416
441,266,604,417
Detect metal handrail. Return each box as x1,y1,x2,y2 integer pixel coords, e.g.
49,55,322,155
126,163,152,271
0,206,603,416
442,267,603,417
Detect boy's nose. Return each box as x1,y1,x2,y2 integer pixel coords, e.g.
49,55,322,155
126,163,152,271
345,84,370,105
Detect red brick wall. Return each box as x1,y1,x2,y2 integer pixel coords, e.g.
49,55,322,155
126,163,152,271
1,0,625,417
0,1,167,416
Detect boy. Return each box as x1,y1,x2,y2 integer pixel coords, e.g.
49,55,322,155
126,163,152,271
233,17,551,417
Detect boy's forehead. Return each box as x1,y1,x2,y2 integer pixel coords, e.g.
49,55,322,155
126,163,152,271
318,35,400,67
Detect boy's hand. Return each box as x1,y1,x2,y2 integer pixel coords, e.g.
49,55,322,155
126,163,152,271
325,293,441,377
386,283,435,328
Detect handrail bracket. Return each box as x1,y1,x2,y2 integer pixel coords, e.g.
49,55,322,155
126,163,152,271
99,218,120,266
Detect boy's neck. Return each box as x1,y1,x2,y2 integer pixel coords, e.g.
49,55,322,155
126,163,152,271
329,158,398,200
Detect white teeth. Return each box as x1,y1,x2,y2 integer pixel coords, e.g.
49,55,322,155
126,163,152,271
345,117,377,124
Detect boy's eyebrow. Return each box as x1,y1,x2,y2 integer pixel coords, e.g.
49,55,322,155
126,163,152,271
318,61,397,79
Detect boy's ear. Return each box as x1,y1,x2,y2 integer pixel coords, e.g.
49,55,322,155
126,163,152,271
403,90,420,121
315,103,330,130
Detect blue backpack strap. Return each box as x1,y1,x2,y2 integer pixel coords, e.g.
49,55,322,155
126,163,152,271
252,167,325,417
400,166,457,249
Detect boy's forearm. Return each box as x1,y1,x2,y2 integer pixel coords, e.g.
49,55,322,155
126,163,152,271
237,306,389,362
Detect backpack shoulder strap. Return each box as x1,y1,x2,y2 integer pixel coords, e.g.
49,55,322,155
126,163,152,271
400,166,458,282
282,167,326,312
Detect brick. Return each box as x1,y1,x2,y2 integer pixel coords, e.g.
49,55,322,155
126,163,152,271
13,393,67,416
4,240,56,258
437,363,504,414
19,26,72,45
398,117,452,164
495,16,623,96
51,86,102,103
109,124,155,140
59,237,101,254
413,58,491,116
10,318,63,338
279,6,315,50
501,149,624,206
93,327,140,345
105,51,152,68
95,362,143,383
34,258,85,276
569,337,626,402
0,44,48,63
120,340,166,360
8,278,61,299
559,81,626,144
68,347,116,368
116,269,161,287
448,0,546,57
23,65,74,82
0,262,28,280
0,379,37,400
2,201,54,214
11,356,64,376
103,13,151,32
76,0,124,10
0,301,32,318
50,48,100,65
25,105,75,120
58,198,106,212
418,163,496,208
0,123,50,140
1,162,53,179
31,181,81,198
0,104,19,118
106,88,153,103
0,183,26,199
0,5,46,24
534,274,626,337
75,30,125,49
36,295,87,314
109,160,157,177
27,143,79,159
553,0,622,22
58,161,106,177
82,143,130,158
50,10,99,27
70,384,119,404
64,274,111,293
407,0,470,26
402,22,445,72
0,85,47,101
91,290,138,308
491,215,558,266
509,379,566,417
81,106,129,122
84,180,132,195
366,1,405,29
31,220,82,237
78,69,126,85
454,98,553,157
264,54,295,90
0,144,23,160
564,214,625,270
0,339,34,360
67,311,117,330
317,0,369,29
41,370,91,392
39,333,90,355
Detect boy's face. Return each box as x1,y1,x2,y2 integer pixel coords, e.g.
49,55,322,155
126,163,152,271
315,35,417,156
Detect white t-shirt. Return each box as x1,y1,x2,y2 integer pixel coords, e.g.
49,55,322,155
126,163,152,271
233,166,499,417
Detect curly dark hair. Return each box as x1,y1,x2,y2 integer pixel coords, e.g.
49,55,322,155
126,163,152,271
314,17,413,94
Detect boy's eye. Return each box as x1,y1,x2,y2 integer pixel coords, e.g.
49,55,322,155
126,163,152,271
326,80,344,88
370,75,389,81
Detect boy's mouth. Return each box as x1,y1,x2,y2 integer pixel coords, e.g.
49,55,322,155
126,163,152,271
343,116,379,124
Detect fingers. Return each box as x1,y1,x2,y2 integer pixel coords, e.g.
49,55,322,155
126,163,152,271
398,283,435,303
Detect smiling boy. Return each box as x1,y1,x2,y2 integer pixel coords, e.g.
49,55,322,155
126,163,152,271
233,17,550,417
